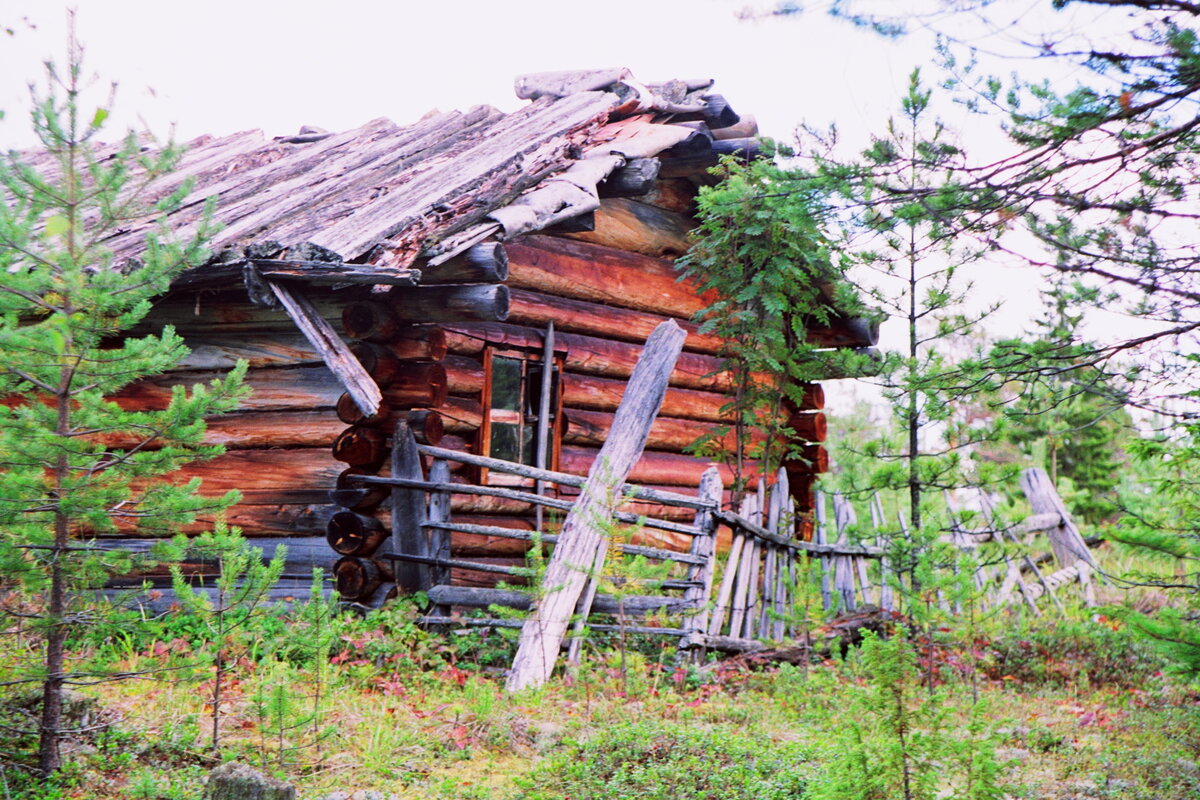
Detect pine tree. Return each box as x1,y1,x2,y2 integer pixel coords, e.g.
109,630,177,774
0,26,247,773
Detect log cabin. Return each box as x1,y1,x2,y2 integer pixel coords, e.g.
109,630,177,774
96,69,879,605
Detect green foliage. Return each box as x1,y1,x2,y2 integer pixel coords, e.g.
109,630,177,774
677,152,864,490
515,720,813,800
979,617,1165,688
807,631,1004,800
0,26,246,774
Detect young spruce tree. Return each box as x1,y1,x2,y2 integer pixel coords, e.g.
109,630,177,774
0,31,247,773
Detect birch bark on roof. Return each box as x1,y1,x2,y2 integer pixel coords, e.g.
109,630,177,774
504,319,686,693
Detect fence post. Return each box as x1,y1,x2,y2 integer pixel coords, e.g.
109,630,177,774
679,466,722,658
426,458,453,613
391,420,430,592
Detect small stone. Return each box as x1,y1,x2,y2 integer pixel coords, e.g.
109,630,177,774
206,761,295,800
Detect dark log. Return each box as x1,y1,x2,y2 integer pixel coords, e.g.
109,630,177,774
508,287,722,354
563,198,694,259
98,535,332,581
100,409,343,452
444,322,728,392
332,426,389,468
419,242,508,284
543,212,596,234
140,291,343,336
335,362,448,424
700,94,740,129
333,556,392,601
182,502,337,537
797,384,825,411
659,138,762,178
384,284,510,324
166,448,344,495
178,333,328,370
103,577,332,614
405,409,445,445
641,178,696,214
343,301,401,342
437,396,483,433
598,158,661,197
326,510,387,556
173,258,420,291
507,320,687,692
333,467,389,511
660,128,714,157
787,411,828,443
804,316,880,348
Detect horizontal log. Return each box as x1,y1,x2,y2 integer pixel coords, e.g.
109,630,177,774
438,396,483,433
178,333,327,370
563,406,770,453
385,284,510,323
804,317,880,349
426,585,692,616
444,321,729,391
443,355,485,395
506,235,713,320
700,94,740,130
787,412,828,443
348,335,448,382
561,372,731,422
560,446,755,488
116,365,343,412
419,242,508,284
783,446,830,476
173,259,420,291
562,197,694,258
166,447,345,495
334,467,389,511
102,578,332,613
182,502,337,537
96,535,333,579
711,114,758,140
508,287,723,354
333,556,392,601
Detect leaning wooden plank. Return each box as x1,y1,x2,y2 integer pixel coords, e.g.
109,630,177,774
427,585,692,615
814,491,832,611
833,494,858,612
505,320,687,693
706,530,745,638
1019,468,1099,571
268,279,382,418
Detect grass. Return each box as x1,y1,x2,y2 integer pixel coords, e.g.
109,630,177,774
3,543,1200,799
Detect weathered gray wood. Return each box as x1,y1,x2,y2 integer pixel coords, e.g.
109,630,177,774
770,472,790,640
426,585,691,616
387,284,510,323
833,493,858,612
727,494,758,637
814,491,832,611
421,615,687,638
268,280,382,417
1019,468,1099,571
711,510,883,557
427,459,453,598
505,319,687,693
390,421,429,592
869,493,894,611
679,467,721,654
383,552,525,577
535,322,555,532
173,259,421,290
350,475,703,537
419,242,509,284
598,158,662,197
422,521,705,565
414,445,713,510
706,530,745,638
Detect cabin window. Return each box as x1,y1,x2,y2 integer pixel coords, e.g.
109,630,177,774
479,346,562,482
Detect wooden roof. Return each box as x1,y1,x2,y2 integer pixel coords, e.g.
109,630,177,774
94,69,754,281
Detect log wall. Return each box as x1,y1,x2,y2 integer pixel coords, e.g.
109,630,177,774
126,178,844,602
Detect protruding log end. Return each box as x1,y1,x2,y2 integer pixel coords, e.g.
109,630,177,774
332,468,389,511
332,426,389,469
334,556,392,601
422,242,509,284
788,411,828,443
326,510,386,556
343,301,399,342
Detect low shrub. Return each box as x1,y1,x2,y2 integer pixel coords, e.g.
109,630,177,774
979,618,1165,688
514,721,811,800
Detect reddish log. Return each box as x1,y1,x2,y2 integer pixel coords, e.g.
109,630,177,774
641,178,697,213
561,372,731,422
787,411,828,443
559,446,756,488
443,355,485,395
332,426,389,468
563,406,768,452
335,362,448,424
438,396,483,433
444,321,730,391
385,284,509,323
116,366,343,412
334,467,389,511
506,235,713,320
349,335,448,382
343,301,402,342
165,448,344,495
508,288,723,354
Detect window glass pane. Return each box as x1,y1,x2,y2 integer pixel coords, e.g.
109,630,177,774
489,422,521,462
491,356,523,412
520,420,536,466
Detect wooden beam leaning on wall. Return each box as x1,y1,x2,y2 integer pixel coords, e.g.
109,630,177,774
505,319,688,693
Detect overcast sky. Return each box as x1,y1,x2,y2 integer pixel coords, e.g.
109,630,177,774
1,0,1153,377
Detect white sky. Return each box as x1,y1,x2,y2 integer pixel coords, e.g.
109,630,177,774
0,0,1162,381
